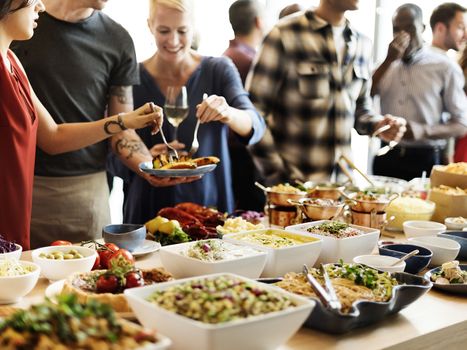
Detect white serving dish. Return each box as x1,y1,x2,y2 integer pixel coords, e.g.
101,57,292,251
0,261,40,304
0,244,22,260
408,236,461,266
125,273,314,350
31,245,97,281
159,239,268,278
353,254,406,273
286,220,379,264
444,217,467,231
223,229,322,277
403,220,447,239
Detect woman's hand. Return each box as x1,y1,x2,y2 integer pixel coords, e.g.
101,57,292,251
375,115,407,143
196,94,233,124
149,140,186,158
121,102,163,134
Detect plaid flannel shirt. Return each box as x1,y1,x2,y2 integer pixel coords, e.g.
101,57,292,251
246,10,382,185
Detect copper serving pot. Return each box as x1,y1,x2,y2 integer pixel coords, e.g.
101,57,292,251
255,182,307,207
305,182,346,201
288,198,345,220
349,208,390,229
346,192,398,213
268,205,300,227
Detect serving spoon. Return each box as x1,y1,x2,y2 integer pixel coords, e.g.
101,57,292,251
390,249,419,266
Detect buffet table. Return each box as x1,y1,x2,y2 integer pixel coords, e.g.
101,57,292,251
15,235,467,350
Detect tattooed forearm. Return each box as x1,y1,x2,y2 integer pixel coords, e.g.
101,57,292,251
115,138,151,160
109,86,133,105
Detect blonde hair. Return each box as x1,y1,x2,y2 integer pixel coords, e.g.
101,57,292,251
149,0,194,17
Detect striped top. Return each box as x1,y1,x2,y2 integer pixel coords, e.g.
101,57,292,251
376,46,467,148
246,10,382,185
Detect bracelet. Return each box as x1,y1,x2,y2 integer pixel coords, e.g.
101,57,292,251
117,113,128,130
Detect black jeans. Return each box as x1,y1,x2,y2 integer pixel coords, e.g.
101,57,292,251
373,143,445,181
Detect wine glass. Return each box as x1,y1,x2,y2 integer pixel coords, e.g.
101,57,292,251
164,86,189,142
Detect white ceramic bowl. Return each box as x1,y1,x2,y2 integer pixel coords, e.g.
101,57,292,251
444,217,467,231
223,229,322,277
403,220,447,239
0,261,40,304
32,245,97,281
286,220,379,264
353,254,406,273
0,244,22,260
159,239,268,279
408,236,461,266
125,273,315,350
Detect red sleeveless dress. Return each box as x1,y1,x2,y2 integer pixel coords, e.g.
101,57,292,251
0,50,38,250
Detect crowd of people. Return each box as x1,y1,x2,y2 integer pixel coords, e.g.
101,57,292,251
1,0,466,249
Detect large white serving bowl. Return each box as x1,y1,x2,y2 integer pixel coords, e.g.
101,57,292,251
286,220,380,264
403,220,447,239
159,239,268,279
0,244,22,260
0,261,40,304
353,254,406,273
222,229,322,277
32,245,97,281
125,273,315,350
408,236,461,266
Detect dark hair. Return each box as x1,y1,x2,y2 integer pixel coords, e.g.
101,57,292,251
228,0,260,36
0,0,36,21
430,2,466,31
279,3,302,19
396,3,423,23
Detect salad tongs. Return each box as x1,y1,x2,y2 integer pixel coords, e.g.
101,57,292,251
303,264,341,313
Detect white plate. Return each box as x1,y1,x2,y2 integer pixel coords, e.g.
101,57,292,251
139,161,217,177
45,279,65,300
97,239,161,257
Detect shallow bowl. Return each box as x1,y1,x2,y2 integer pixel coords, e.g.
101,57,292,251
408,236,460,266
0,244,22,260
103,223,146,252
353,254,406,273
0,261,40,304
437,231,467,260
403,220,447,239
378,244,432,274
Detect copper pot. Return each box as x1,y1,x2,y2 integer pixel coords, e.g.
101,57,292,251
289,198,344,220
347,192,398,213
255,182,307,207
307,185,345,200
350,209,387,229
268,205,299,227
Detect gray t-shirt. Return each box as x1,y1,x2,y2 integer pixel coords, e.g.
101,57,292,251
12,11,139,176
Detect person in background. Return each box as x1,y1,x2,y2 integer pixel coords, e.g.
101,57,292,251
430,2,466,53
371,3,467,181
278,3,302,19
246,0,406,185
0,0,163,249
11,0,168,248
115,0,265,225
223,0,265,211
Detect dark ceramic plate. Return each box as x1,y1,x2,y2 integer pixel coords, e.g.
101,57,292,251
258,271,432,334
424,264,467,295
139,161,217,177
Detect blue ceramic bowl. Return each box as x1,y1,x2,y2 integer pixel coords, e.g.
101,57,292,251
378,244,432,274
102,224,146,252
438,231,467,260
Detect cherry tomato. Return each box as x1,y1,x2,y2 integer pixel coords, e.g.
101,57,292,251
110,249,135,266
98,250,114,269
104,243,120,252
125,271,144,289
51,240,72,246
92,254,101,270
96,274,119,293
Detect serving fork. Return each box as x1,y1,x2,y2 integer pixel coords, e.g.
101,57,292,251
187,93,206,157
151,102,179,162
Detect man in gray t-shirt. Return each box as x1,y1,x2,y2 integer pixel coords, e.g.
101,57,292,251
12,0,153,247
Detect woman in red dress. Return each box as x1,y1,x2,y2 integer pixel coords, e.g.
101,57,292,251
0,0,163,249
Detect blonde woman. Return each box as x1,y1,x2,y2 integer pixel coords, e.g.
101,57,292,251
115,0,265,225
0,0,163,249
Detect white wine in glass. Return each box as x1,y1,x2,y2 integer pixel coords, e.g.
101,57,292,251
164,85,189,141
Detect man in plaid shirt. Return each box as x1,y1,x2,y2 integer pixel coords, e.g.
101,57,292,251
246,0,406,185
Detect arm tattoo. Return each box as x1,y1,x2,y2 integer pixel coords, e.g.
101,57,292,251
109,86,133,105
115,137,151,160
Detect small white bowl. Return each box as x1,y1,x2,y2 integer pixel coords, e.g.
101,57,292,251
223,229,322,277
159,239,268,279
408,236,461,266
353,255,406,273
444,217,467,231
0,261,40,304
0,244,22,260
32,245,97,281
403,220,447,239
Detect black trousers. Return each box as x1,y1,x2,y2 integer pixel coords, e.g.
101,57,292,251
373,144,445,181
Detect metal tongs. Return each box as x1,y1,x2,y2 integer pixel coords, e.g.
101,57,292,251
303,264,341,313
